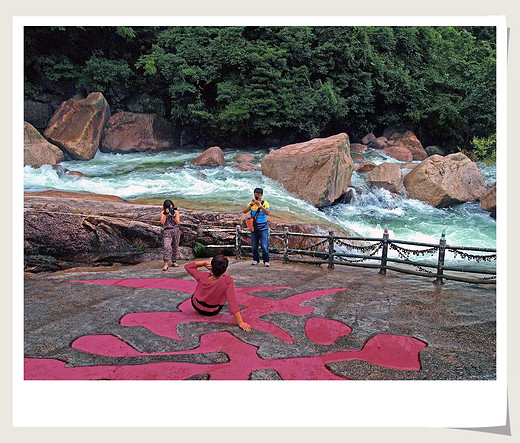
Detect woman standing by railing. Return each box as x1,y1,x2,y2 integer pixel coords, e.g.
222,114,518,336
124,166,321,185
161,199,181,270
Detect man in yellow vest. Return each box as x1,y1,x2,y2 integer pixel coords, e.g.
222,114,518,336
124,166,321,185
243,187,271,266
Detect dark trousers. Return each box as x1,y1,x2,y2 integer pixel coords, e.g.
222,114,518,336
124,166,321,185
251,227,269,263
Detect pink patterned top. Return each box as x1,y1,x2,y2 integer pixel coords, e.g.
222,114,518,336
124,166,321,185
184,262,240,315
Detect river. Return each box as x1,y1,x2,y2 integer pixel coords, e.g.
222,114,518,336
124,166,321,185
24,147,496,252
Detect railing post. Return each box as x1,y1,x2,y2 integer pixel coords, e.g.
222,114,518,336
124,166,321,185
379,223,389,275
283,226,289,264
235,225,242,260
328,231,335,269
434,230,447,285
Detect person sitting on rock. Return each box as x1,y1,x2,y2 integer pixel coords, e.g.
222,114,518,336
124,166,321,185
184,255,251,332
161,199,181,270
243,187,271,266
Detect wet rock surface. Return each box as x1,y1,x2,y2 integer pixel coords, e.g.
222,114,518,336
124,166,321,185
192,146,225,167
24,122,64,168
100,111,177,153
404,153,487,207
24,192,350,272
24,259,496,380
44,92,110,160
261,133,354,208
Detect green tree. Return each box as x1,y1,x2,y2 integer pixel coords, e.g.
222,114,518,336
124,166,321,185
24,25,497,155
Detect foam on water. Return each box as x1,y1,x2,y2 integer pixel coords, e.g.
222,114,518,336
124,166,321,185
24,149,496,249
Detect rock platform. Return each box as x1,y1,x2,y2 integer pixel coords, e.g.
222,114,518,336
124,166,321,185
24,258,496,380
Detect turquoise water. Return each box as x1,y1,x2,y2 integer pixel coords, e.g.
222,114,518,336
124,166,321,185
24,148,497,251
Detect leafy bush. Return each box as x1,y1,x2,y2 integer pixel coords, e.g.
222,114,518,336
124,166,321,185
76,55,133,107
469,133,496,164
191,241,208,258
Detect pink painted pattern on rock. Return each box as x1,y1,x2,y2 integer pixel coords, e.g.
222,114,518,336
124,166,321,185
72,278,343,343
304,317,352,345
27,331,425,380
24,277,427,380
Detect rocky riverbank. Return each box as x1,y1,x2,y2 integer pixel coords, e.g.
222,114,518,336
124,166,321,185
24,258,496,380
24,191,349,273
24,91,496,216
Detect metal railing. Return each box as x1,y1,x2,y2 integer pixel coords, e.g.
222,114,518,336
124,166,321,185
201,224,496,285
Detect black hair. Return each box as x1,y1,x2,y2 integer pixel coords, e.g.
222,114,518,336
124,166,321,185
163,199,174,210
254,188,263,195
211,254,229,277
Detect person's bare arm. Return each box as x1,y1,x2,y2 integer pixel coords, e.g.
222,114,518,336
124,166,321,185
234,311,251,332
258,203,270,215
243,199,255,213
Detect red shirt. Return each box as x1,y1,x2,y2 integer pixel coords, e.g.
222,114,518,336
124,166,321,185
184,262,240,315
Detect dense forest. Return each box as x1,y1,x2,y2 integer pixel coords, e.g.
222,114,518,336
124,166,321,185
24,25,497,159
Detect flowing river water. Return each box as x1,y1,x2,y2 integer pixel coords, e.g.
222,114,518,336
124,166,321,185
24,148,497,260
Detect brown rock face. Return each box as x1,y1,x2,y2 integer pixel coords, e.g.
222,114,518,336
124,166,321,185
351,153,365,163
350,143,368,153
234,162,262,172
24,122,64,168
368,162,404,194
480,186,496,213
52,165,91,178
24,192,346,272
355,161,377,173
192,146,226,167
404,153,487,207
382,146,413,162
362,133,376,145
261,133,354,208
24,99,54,130
100,111,176,153
386,130,427,161
367,136,388,150
44,92,110,160
235,154,255,162
234,153,261,171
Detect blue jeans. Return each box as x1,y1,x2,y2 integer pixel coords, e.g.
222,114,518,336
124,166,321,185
251,227,269,263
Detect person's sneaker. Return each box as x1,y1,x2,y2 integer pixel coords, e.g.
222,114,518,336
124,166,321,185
264,262,271,267
251,261,260,265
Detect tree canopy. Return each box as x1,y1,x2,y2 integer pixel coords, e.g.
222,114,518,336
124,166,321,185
24,25,496,154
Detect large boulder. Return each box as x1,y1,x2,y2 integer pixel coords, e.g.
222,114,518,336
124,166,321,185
24,122,64,168
24,99,54,130
361,133,376,145
386,130,427,161
382,146,413,162
261,133,354,208
192,146,225,167
367,162,404,194
404,153,487,207
367,136,388,150
355,161,377,173
44,92,110,160
350,143,368,153
233,153,261,171
480,186,496,218
100,111,177,153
